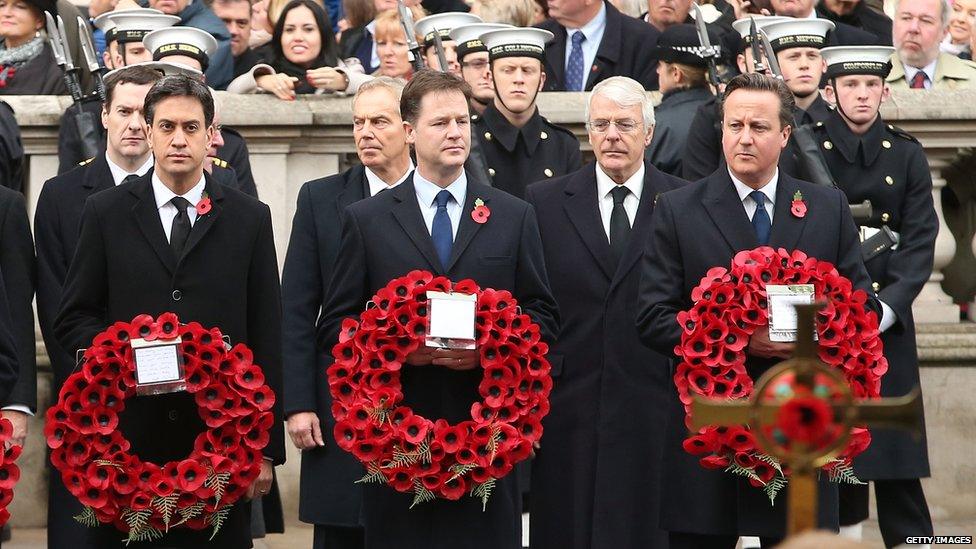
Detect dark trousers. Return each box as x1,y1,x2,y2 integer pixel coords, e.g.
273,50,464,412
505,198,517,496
313,525,364,549
840,480,933,548
669,532,783,548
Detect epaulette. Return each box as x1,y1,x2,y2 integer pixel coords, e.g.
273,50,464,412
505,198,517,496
78,157,95,166
885,123,920,144
212,157,229,169
542,117,577,139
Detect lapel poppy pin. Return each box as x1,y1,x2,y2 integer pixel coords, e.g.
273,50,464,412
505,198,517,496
471,198,490,224
196,191,212,216
791,190,807,219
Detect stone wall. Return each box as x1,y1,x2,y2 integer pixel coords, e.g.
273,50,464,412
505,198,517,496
3,91,974,526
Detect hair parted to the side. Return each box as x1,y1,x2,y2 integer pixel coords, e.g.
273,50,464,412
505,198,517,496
104,65,165,110
587,76,655,128
720,73,795,130
143,74,216,127
399,69,473,125
356,75,406,103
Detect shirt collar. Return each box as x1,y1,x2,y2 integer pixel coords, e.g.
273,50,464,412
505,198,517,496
413,168,467,208
905,58,937,83
152,171,207,211
729,167,778,206
595,162,645,202
366,19,376,34
568,1,607,38
105,152,153,186
364,163,414,197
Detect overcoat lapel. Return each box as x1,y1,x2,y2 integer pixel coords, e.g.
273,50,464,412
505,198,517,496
445,184,487,272
701,171,760,254
768,177,808,251
609,164,659,291
129,176,176,274
179,176,223,264
391,177,442,273
336,165,367,218
563,167,616,281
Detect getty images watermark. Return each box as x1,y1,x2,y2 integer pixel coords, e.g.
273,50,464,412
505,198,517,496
904,536,973,544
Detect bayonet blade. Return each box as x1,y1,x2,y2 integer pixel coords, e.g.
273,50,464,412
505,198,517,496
77,16,101,73
398,0,419,52
56,15,76,70
748,17,765,73
45,11,66,66
692,2,721,89
430,27,449,73
759,29,782,78
692,3,712,49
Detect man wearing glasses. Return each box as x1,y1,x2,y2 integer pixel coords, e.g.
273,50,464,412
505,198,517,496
470,28,581,199
525,75,684,549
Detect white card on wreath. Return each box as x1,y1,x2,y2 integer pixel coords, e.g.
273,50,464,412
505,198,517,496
426,291,477,349
766,284,815,342
131,338,187,395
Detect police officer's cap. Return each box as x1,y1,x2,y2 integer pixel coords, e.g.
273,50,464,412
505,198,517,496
649,24,720,68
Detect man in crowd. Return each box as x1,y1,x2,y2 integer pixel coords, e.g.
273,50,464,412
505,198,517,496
145,0,235,88
54,74,283,548
887,0,976,88
682,16,835,180
539,0,662,91
637,73,877,548
38,65,162,549
526,75,683,549
811,44,938,548
472,27,581,197
318,70,558,548
415,12,483,75
283,76,413,549
450,23,511,115
59,6,179,173
212,0,260,79
817,0,893,45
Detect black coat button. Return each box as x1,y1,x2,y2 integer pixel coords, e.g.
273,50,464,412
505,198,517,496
168,410,178,421
172,289,182,301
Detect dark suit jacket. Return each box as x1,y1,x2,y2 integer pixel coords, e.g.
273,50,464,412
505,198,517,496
282,165,369,527
318,174,558,548
54,172,284,548
636,169,877,537
56,97,105,175
0,186,34,410
817,2,893,45
0,102,24,191
525,161,683,549
539,1,661,91
217,127,258,198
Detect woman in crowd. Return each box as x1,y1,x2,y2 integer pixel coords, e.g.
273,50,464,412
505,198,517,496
372,7,421,80
229,0,369,99
250,0,274,49
0,0,67,94
945,0,976,58
469,0,534,26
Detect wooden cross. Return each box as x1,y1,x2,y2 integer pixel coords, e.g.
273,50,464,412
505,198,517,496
690,303,923,535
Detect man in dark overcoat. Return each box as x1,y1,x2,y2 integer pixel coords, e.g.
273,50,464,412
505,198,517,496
282,76,414,549
318,70,558,549
636,73,878,548
526,75,684,549
808,45,938,548
55,74,283,549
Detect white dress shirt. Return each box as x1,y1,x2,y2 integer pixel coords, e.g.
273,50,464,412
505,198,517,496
729,167,778,223
904,59,938,89
106,153,154,186
152,172,206,243
595,163,643,241
365,19,379,70
563,2,606,89
364,163,414,197
414,169,466,239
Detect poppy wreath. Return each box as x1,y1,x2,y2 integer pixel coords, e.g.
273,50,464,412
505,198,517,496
329,270,551,510
45,313,276,543
0,418,21,526
675,247,886,503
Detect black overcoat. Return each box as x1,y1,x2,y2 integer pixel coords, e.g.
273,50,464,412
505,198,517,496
525,161,683,549
54,173,284,549
539,1,661,92
0,185,34,408
318,175,559,549
281,165,369,527
636,169,878,537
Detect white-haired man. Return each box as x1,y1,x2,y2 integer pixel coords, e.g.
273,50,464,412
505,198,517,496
525,75,684,549
888,0,976,88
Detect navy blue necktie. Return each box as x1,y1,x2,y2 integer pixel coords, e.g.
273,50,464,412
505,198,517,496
750,190,771,245
566,31,586,91
431,189,453,267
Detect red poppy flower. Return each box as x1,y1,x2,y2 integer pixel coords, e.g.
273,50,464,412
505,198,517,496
775,396,834,447
196,195,212,215
682,432,718,456
699,455,731,469
176,460,207,492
